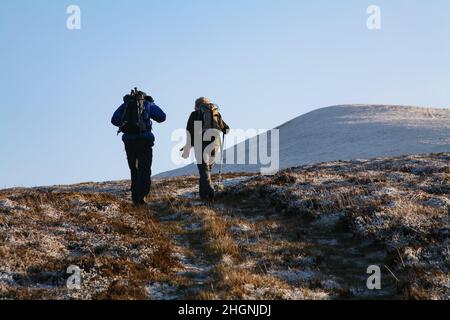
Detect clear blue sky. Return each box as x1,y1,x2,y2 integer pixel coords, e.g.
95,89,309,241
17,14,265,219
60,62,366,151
1,0,449,188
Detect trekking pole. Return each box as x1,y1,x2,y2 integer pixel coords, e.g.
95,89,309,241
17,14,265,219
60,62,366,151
217,132,225,189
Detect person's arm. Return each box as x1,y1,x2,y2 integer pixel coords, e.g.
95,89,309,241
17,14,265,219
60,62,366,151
147,102,166,123
182,112,195,158
111,104,125,127
186,112,195,144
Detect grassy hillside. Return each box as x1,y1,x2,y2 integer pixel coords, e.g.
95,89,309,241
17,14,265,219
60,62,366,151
0,153,448,300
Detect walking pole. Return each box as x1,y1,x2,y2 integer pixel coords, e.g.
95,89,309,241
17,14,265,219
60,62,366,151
217,132,225,190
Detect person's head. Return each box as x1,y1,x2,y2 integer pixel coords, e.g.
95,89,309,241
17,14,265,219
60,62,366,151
195,97,211,111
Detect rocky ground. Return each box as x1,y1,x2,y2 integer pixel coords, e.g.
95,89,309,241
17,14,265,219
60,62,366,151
0,153,448,300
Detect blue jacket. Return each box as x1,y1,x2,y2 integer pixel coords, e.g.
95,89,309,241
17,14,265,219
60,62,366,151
111,101,166,144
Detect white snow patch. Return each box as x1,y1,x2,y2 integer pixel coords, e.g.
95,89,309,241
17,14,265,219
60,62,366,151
0,272,16,285
0,199,30,212
230,223,252,233
270,269,318,283
221,176,254,187
147,283,180,300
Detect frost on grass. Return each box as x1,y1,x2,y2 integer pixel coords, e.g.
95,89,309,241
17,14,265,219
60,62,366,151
0,190,179,299
0,153,448,300
224,153,449,299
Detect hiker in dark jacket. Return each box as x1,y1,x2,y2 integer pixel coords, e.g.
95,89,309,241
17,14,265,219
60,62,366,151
182,97,229,202
112,90,166,206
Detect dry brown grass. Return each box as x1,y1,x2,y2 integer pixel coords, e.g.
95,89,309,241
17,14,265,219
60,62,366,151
222,153,449,299
0,155,448,300
0,189,180,300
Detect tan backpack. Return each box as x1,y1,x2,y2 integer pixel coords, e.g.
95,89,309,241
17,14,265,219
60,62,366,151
200,104,224,132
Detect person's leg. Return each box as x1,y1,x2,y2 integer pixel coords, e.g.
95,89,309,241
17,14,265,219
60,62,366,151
197,163,208,200
205,163,215,200
124,140,139,204
197,142,216,201
197,163,215,201
136,139,153,203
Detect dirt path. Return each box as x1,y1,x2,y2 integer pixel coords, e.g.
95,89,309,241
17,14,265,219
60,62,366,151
147,177,400,299
148,201,215,299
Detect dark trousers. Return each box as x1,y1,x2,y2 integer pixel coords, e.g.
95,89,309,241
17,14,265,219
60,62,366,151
194,141,217,201
124,139,153,205
197,163,215,201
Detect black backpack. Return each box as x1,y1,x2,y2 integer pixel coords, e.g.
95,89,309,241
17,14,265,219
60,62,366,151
119,88,148,134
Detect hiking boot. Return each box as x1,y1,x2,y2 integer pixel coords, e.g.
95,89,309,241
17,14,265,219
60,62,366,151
200,195,215,207
133,199,147,208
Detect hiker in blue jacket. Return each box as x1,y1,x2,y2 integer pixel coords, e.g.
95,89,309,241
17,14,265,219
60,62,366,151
111,89,166,207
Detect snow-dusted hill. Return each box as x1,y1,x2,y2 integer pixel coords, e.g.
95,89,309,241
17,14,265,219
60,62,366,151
156,105,450,177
